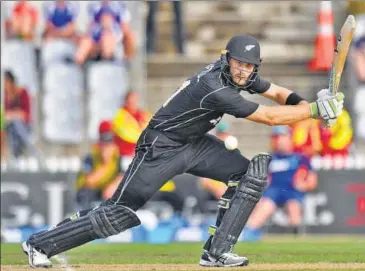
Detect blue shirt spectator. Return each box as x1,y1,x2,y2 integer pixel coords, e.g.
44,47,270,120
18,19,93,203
88,1,130,25
244,125,318,241
266,152,312,204
44,0,78,29
43,0,79,41
75,1,135,64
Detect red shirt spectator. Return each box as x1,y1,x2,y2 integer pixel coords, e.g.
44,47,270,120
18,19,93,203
4,70,33,158
10,0,39,40
12,1,38,26
4,71,31,125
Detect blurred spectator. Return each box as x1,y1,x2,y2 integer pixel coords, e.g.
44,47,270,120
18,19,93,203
1,106,6,160
291,119,322,157
4,70,32,158
42,0,79,42
319,108,353,157
6,0,38,41
353,36,365,82
244,126,318,241
112,91,151,159
348,2,365,140
146,1,185,55
75,1,136,64
75,121,122,209
353,36,365,139
151,179,185,214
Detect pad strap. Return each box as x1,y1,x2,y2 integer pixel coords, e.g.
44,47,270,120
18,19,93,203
208,225,217,235
218,198,230,209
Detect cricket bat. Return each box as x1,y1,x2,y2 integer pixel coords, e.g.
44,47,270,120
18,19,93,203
329,15,356,94
326,15,356,126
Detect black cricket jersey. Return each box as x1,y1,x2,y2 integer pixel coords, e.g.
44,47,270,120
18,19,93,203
148,61,271,143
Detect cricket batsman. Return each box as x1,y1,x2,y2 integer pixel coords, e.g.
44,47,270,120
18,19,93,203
23,35,344,268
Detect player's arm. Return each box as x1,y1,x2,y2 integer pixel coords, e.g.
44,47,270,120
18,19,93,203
201,82,344,126
260,83,308,106
245,103,311,126
293,171,318,192
305,171,318,191
294,157,318,192
247,84,344,126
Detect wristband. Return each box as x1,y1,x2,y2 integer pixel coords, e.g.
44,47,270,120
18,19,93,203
286,92,305,105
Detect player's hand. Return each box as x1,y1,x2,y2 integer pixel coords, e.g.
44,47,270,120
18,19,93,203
309,89,344,121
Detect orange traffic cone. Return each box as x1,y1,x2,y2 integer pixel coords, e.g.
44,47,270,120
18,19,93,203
308,1,336,71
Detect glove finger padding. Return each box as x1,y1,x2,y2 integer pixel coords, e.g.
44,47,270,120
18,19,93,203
317,88,331,99
336,92,345,102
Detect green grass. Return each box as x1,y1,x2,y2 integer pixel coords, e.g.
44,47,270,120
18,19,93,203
1,236,365,270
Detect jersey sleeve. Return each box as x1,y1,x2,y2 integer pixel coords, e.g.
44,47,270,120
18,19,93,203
201,84,259,118
247,76,271,94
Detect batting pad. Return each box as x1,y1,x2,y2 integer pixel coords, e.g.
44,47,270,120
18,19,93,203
28,205,141,257
209,153,271,258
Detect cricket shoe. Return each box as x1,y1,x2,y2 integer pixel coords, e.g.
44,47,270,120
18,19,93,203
22,241,52,268
199,250,249,267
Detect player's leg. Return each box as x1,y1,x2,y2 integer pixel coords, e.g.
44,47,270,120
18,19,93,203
187,135,271,267
188,136,248,256
244,186,281,241
285,192,304,235
24,129,187,268
244,197,277,241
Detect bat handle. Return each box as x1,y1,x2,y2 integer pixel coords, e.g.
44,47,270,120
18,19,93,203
325,119,337,127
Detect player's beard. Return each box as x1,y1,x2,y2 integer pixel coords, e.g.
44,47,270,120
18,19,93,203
233,69,250,86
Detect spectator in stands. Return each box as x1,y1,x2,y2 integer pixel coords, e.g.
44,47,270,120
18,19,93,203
1,106,6,160
353,34,365,140
244,126,318,241
75,121,122,209
146,1,185,55
75,1,136,64
319,108,353,157
42,0,79,42
353,35,365,82
112,91,151,159
6,0,38,41
4,70,32,158
291,119,322,157
150,179,186,214
348,2,365,140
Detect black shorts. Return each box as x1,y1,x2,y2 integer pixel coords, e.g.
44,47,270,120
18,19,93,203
109,128,250,210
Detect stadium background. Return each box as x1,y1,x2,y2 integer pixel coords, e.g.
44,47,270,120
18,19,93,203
1,1,365,244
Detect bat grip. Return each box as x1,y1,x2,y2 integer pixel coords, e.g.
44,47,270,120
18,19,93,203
325,119,337,127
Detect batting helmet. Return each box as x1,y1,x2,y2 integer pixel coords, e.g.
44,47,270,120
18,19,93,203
221,35,262,92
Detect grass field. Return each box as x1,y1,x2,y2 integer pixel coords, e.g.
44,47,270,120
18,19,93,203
1,236,365,271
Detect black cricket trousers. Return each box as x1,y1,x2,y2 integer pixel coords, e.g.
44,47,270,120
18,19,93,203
109,128,250,210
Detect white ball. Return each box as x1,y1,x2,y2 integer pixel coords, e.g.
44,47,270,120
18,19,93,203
224,135,238,150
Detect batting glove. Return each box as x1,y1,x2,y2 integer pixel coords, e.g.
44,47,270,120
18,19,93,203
309,90,344,120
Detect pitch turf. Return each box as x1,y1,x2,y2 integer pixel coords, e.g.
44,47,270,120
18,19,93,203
1,236,365,271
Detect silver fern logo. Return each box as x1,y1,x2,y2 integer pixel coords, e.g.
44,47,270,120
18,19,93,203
245,45,255,51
